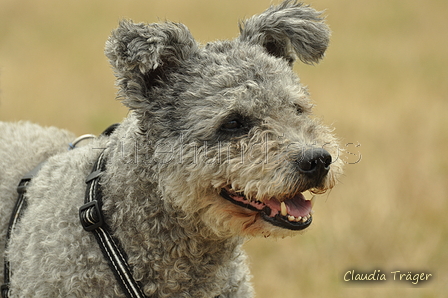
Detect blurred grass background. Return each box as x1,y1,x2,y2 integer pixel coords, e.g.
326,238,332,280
1,0,447,297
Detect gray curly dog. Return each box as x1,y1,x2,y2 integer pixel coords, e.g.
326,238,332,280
0,1,343,297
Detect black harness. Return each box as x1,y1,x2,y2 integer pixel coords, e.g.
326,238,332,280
80,149,149,298
2,124,149,298
1,161,46,298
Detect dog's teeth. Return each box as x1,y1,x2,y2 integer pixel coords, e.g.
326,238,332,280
303,191,314,201
295,216,302,222
280,202,287,216
288,215,295,222
310,195,316,207
301,216,308,222
310,210,315,215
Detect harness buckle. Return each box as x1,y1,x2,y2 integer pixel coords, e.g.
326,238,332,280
1,283,10,298
79,200,104,231
16,180,30,194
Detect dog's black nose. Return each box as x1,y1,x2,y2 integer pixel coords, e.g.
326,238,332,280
296,148,332,178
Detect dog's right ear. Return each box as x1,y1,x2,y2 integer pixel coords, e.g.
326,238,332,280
105,20,198,109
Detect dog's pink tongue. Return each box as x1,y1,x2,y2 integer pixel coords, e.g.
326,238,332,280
264,194,311,217
285,194,312,217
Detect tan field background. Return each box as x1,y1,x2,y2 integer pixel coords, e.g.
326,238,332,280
1,0,447,297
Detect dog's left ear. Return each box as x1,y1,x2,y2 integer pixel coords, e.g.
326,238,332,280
238,0,330,65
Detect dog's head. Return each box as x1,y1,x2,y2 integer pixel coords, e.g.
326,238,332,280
105,0,343,238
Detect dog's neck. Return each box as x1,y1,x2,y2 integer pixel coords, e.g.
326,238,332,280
97,117,245,296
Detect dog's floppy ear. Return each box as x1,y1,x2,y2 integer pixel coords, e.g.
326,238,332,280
238,0,330,65
105,20,197,109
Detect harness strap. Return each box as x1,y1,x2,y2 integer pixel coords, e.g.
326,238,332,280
79,151,149,298
79,123,149,298
2,161,46,298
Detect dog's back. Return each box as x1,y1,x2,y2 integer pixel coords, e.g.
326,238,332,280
0,121,74,283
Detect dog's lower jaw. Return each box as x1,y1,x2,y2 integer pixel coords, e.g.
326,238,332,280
260,212,312,231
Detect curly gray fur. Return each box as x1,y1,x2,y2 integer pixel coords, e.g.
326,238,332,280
1,1,341,297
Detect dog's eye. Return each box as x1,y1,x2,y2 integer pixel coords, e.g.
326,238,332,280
296,105,304,114
221,119,243,131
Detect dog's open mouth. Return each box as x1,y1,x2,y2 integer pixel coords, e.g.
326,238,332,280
220,187,313,230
